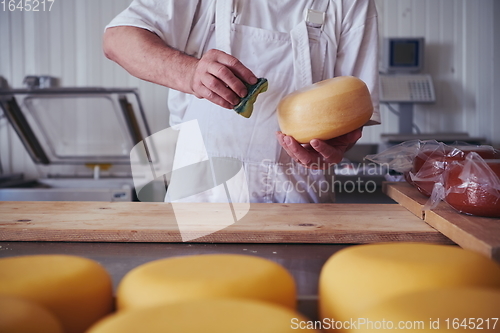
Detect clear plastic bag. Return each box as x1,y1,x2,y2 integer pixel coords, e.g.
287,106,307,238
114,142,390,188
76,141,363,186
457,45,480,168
441,153,500,217
413,143,500,198
365,140,426,173
407,141,454,196
367,140,500,217
365,140,450,188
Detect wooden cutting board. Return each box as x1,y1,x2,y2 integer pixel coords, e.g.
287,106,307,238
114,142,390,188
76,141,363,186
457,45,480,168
0,201,452,244
384,182,500,261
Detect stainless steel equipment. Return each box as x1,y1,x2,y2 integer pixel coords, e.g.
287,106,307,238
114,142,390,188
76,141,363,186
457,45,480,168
0,87,152,201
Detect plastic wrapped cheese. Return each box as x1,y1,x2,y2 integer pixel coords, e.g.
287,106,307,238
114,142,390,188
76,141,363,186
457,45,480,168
0,295,63,333
88,298,318,333
411,144,499,197
117,254,296,311
0,255,114,333
443,154,500,217
319,243,500,331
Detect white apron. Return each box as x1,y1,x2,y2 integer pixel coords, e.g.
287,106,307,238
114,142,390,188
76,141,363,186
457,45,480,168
166,0,335,204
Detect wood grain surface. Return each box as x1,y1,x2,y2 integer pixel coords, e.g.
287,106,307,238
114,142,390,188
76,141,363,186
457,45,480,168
384,182,500,261
0,201,452,244
382,182,428,219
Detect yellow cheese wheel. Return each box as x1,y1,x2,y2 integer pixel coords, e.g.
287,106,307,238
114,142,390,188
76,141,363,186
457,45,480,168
0,295,63,333
88,298,318,333
277,76,373,143
352,288,500,332
319,243,500,331
116,254,296,311
0,255,114,333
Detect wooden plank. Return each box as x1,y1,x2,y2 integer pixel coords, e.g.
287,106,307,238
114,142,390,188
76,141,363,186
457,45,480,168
384,182,500,261
425,206,500,262
382,182,428,219
0,202,452,244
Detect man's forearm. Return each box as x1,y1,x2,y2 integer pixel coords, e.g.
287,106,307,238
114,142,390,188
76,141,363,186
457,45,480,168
103,25,257,109
103,26,196,94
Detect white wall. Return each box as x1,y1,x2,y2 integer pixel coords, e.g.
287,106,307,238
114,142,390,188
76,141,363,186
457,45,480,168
0,0,498,178
361,0,499,145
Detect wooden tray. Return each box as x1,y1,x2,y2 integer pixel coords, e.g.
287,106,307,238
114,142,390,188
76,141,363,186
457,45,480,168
0,201,452,244
383,182,500,261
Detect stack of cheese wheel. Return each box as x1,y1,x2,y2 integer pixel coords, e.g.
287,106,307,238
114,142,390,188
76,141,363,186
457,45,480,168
351,288,500,332
87,298,318,333
116,253,296,310
0,295,64,333
319,243,500,333
0,255,114,333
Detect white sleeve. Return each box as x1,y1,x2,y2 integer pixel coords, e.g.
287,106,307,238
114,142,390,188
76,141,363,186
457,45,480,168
105,0,200,52
335,0,380,125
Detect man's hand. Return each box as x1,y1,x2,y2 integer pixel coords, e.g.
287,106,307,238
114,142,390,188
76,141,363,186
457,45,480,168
188,49,258,109
103,28,257,109
276,128,363,169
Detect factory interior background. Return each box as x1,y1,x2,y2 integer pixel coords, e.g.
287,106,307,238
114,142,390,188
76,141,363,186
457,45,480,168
0,0,499,179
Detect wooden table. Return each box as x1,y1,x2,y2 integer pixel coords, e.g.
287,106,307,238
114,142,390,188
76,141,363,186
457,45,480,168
0,199,456,320
384,182,500,262
0,201,451,244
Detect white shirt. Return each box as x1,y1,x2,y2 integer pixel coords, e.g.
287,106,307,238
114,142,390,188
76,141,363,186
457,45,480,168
107,0,381,203
107,0,380,125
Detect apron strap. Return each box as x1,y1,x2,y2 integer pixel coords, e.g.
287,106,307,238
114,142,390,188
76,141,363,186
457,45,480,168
291,0,330,90
290,22,313,90
215,0,233,54
307,0,329,29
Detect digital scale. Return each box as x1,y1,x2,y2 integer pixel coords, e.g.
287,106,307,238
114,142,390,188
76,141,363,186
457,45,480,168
379,37,436,135
380,73,435,134
378,38,485,146
380,74,435,104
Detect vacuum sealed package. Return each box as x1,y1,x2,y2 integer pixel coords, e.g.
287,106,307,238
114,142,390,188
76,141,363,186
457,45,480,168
366,140,500,217
404,142,497,196
407,141,453,196
442,153,500,217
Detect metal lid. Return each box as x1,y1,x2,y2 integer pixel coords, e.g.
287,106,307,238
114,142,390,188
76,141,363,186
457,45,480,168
0,87,151,166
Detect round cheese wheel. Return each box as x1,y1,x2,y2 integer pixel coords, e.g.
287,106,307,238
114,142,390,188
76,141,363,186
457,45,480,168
319,243,500,329
116,254,296,311
352,288,500,332
277,76,373,143
0,255,114,333
88,298,318,333
0,295,63,333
